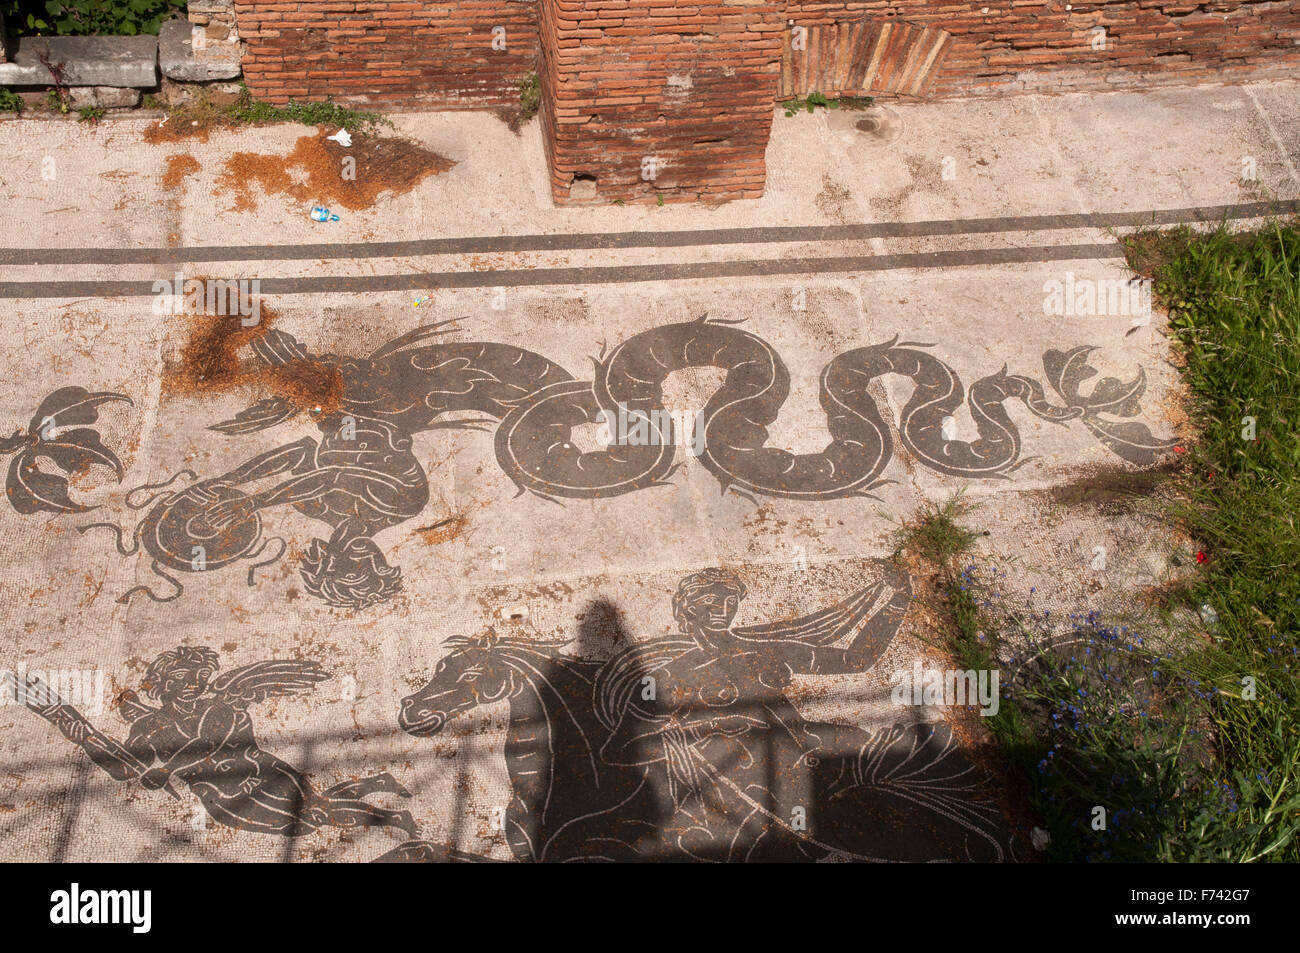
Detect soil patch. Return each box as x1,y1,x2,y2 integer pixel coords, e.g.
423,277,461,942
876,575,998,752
215,133,454,213
161,301,345,417
144,116,215,144
162,153,201,190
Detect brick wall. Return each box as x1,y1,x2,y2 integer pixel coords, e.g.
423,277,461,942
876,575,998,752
233,1,1300,110
542,0,786,205
783,1,1300,98
231,0,1300,204
235,0,540,107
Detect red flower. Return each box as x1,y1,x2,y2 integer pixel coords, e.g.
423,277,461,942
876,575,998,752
1174,446,1187,453
1196,551,1208,564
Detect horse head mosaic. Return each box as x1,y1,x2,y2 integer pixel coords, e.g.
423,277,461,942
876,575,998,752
3,316,1175,609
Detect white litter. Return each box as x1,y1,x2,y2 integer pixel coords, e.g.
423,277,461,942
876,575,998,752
326,129,352,148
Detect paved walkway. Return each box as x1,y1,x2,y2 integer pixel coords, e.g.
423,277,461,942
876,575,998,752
0,80,1295,861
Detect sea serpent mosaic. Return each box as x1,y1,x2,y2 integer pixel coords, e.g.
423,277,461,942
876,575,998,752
2,316,1174,609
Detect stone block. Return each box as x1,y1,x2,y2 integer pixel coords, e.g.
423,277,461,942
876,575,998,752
160,76,242,107
0,35,157,87
69,86,142,109
159,17,241,82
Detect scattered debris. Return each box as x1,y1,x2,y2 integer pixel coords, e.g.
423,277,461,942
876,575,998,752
144,114,212,144
415,516,467,545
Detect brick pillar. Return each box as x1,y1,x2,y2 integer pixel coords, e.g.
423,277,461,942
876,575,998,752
540,0,784,205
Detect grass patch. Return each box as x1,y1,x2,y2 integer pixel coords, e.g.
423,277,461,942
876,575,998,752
518,72,540,123
76,105,104,124
498,72,541,133
895,497,1201,860
147,85,392,141
781,91,874,117
899,221,1300,862
46,87,70,115
953,568,1228,862
0,89,23,114
230,96,389,133
1124,220,1300,860
893,493,981,566
904,374,1300,863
